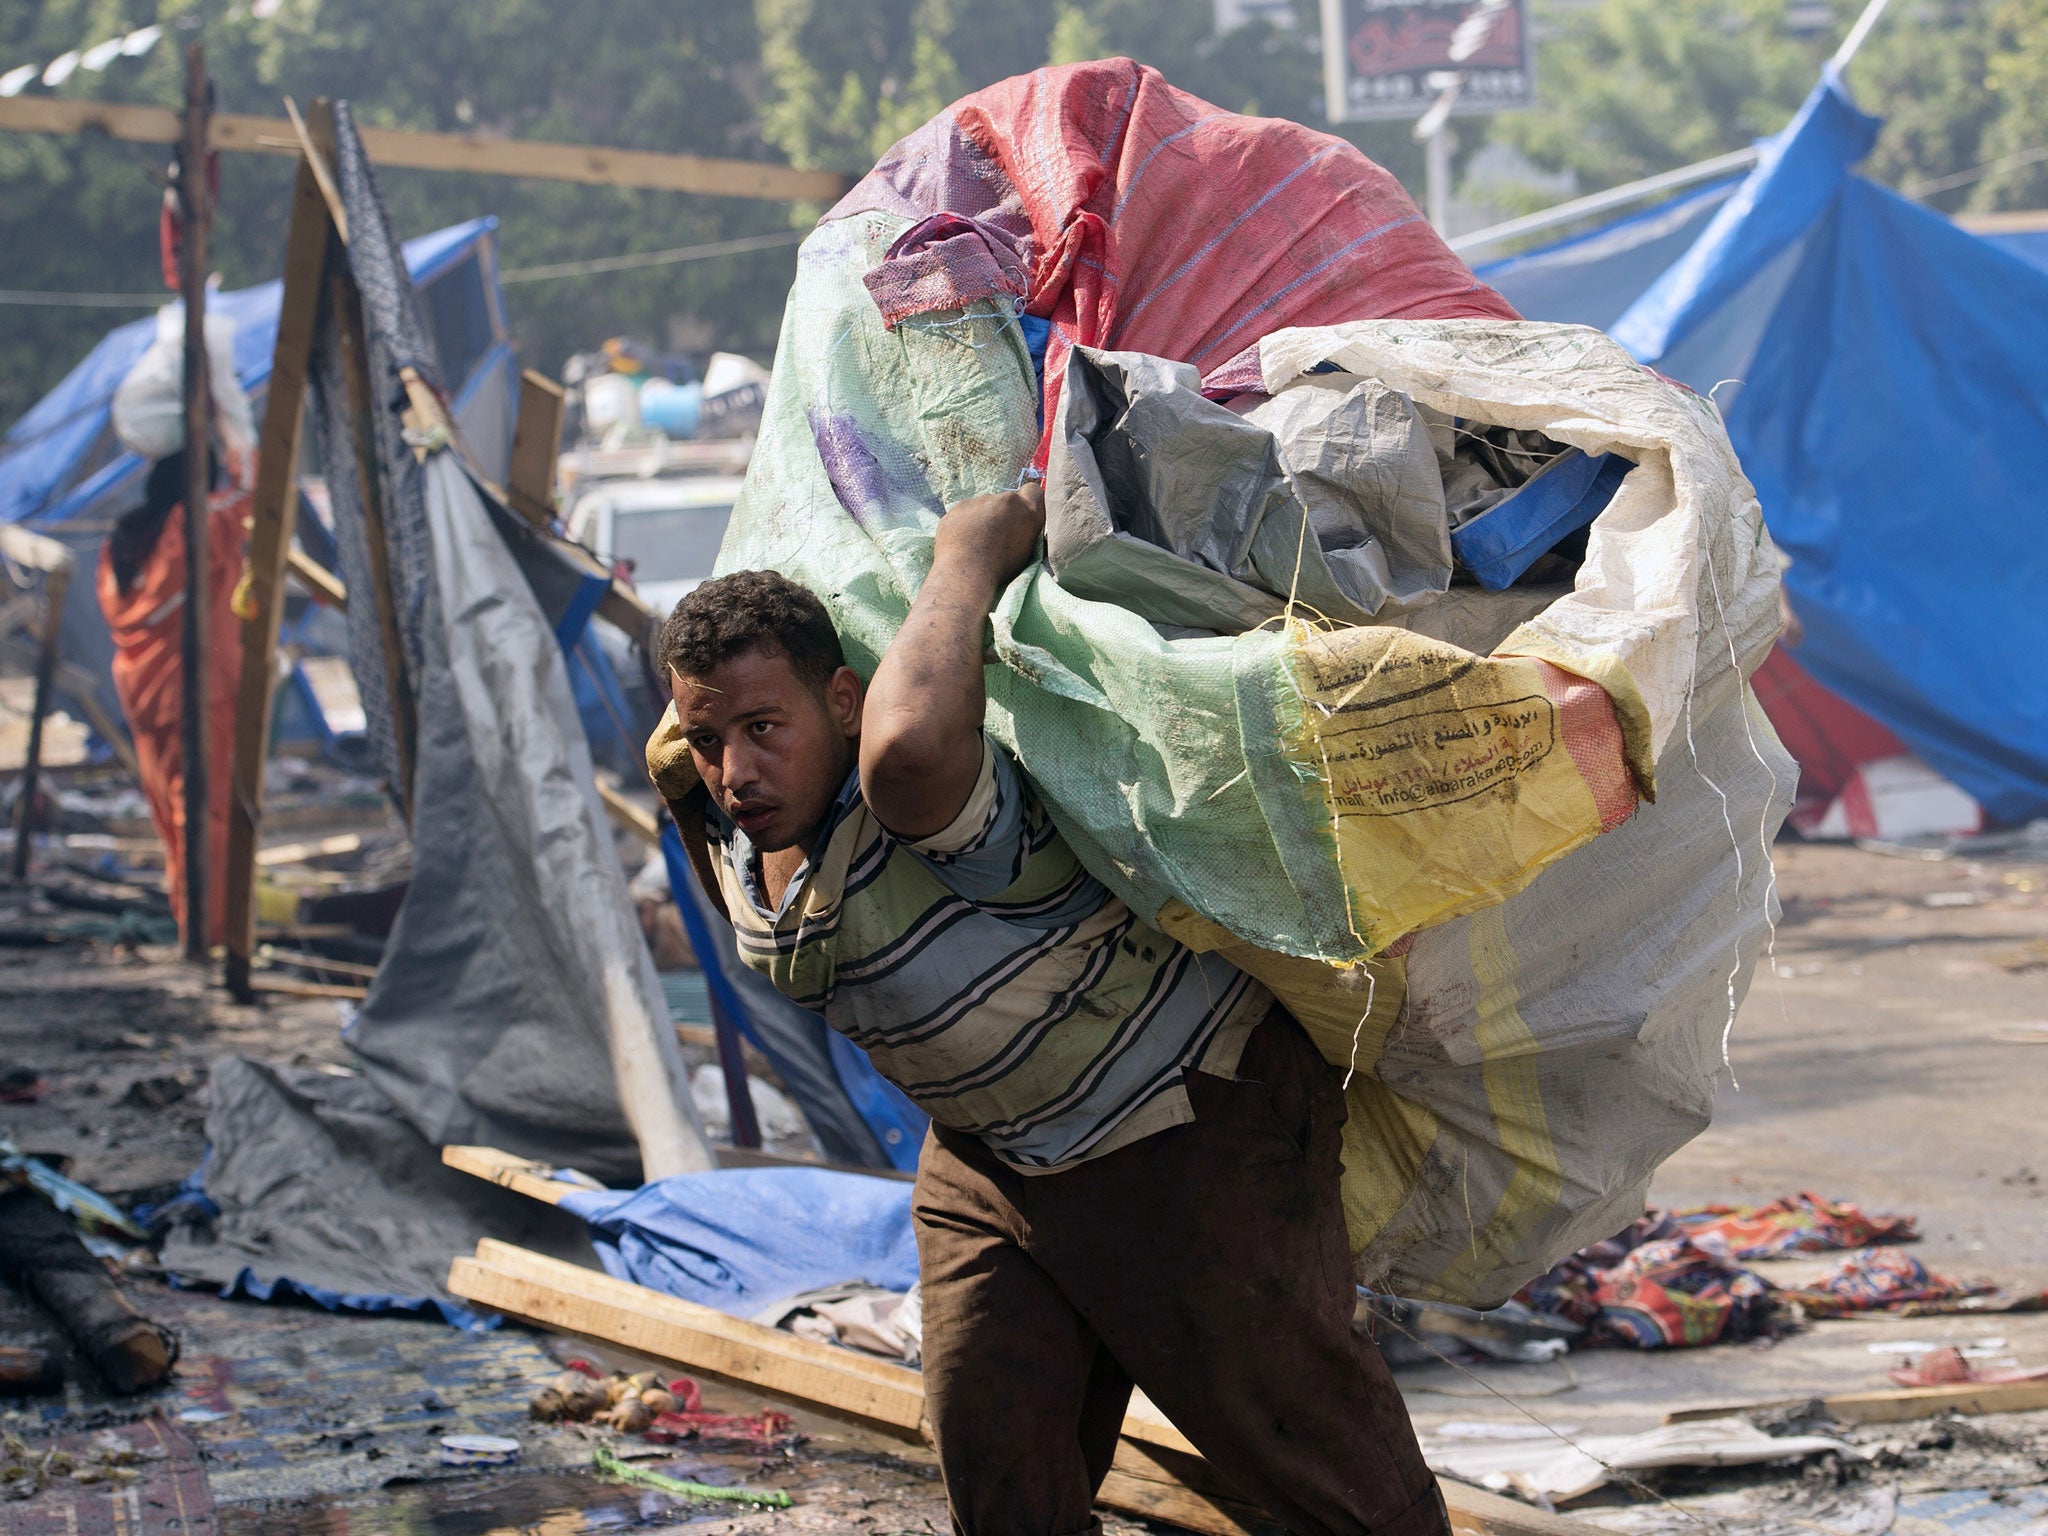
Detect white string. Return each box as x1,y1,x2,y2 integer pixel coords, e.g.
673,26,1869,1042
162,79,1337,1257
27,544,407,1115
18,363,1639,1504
1698,524,1791,1038
1340,963,1378,1091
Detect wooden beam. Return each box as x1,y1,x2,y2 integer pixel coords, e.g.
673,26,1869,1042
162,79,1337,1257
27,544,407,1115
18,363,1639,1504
0,95,846,203
448,1252,929,1438
263,948,380,981
508,371,565,529
177,40,213,963
286,544,347,607
440,1145,602,1206
1668,1377,2048,1428
248,974,368,1000
597,781,661,845
223,102,335,1003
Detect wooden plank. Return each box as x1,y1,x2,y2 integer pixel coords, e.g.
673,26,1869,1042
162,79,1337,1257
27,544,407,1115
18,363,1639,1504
1669,1378,2048,1428
286,545,347,607
0,96,846,203
1826,1379,2048,1424
1439,1480,1618,1536
448,1256,928,1438
223,105,335,1002
468,1240,925,1392
597,781,661,845
440,1146,599,1207
508,371,566,529
255,831,362,867
177,40,214,964
1103,1438,1267,1534
263,949,379,981
248,974,368,1000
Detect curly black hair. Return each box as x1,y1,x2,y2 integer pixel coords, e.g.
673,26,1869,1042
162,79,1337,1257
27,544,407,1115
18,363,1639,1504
657,569,847,690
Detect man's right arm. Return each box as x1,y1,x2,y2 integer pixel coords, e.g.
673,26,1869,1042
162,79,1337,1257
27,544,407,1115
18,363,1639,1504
860,482,1044,840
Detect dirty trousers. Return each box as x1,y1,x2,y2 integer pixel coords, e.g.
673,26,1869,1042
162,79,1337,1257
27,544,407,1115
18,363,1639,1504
914,1010,1450,1536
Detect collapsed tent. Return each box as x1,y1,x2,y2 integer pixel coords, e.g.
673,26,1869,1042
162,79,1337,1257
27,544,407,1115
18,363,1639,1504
162,104,709,1319
0,216,518,737
655,59,1791,1308
1478,68,2048,836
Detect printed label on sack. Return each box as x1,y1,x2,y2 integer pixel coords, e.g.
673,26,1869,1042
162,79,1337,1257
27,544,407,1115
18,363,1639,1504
1318,696,1556,816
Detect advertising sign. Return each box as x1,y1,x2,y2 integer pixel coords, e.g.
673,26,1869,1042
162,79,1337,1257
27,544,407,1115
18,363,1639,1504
1321,0,1533,123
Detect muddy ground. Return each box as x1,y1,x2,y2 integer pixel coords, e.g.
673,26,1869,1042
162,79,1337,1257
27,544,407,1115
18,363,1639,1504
1,831,2044,1533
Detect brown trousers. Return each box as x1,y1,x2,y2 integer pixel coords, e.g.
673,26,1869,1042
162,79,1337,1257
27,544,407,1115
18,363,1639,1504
914,1010,1451,1536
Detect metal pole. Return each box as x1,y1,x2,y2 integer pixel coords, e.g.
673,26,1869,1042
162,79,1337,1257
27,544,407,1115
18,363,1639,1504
1831,0,1895,72
1448,145,1761,255
178,40,211,961
10,563,70,882
1319,0,1349,128
1424,124,1454,235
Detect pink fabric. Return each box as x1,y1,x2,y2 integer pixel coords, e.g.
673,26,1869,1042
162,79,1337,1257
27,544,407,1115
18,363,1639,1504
833,59,1518,464
864,213,1029,329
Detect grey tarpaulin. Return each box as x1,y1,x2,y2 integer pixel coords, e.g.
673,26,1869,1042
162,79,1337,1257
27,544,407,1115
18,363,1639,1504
1044,347,1452,632
165,103,707,1318
344,455,706,1184
161,1059,598,1327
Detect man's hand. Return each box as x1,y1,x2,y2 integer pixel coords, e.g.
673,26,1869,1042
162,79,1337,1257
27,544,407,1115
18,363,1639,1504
932,481,1046,598
859,481,1045,842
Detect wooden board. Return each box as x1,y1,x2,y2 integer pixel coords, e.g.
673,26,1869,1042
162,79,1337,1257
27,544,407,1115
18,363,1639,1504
1668,1378,2048,1427
440,1146,602,1207
0,96,846,203
248,975,368,1001
508,371,566,529
448,1255,927,1438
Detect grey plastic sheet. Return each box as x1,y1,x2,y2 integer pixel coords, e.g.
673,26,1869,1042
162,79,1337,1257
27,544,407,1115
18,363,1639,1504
1044,347,1452,632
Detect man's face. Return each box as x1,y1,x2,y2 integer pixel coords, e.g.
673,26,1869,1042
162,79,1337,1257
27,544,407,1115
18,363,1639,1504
674,646,861,855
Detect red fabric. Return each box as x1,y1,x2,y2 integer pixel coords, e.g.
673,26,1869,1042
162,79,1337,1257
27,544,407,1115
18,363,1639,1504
833,59,1518,465
1751,645,1904,809
97,486,250,948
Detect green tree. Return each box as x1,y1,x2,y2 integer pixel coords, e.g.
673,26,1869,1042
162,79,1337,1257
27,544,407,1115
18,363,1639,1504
1493,0,1827,196
0,0,796,432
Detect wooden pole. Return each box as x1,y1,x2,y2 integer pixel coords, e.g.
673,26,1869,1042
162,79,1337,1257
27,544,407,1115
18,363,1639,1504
0,96,848,204
177,40,212,962
222,102,335,1002
9,562,70,881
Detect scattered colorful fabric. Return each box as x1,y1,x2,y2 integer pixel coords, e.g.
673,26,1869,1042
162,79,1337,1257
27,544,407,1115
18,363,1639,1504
1672,1192,1918,1259
1778,1247,1997,1320
1516,1216,1777,1349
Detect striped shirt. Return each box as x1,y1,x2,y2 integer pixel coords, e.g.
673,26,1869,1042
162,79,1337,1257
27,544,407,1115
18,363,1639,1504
707,741,1271,1171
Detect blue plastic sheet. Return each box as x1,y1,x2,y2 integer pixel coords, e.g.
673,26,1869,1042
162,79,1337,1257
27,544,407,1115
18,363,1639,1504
1479,70,2048,824
0,218,496,530
560,1167,917,1314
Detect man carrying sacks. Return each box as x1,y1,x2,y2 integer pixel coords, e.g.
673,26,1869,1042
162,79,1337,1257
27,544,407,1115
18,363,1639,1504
655,482,1451,1535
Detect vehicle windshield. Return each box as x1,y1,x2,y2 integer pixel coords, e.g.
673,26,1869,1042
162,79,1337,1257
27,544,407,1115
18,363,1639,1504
609,503,734,585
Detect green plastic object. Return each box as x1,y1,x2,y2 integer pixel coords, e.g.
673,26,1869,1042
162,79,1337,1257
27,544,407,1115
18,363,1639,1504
592,1442,794,1508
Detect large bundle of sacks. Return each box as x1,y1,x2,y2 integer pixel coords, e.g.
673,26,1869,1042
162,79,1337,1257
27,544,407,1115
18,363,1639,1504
665,61,1792,1306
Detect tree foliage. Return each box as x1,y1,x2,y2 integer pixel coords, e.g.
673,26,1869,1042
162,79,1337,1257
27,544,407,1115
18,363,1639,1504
7,0,2046,436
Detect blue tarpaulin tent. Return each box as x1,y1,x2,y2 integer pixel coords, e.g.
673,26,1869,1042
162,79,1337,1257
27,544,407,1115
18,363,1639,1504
0,219,519,734
1478,71,2048,826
